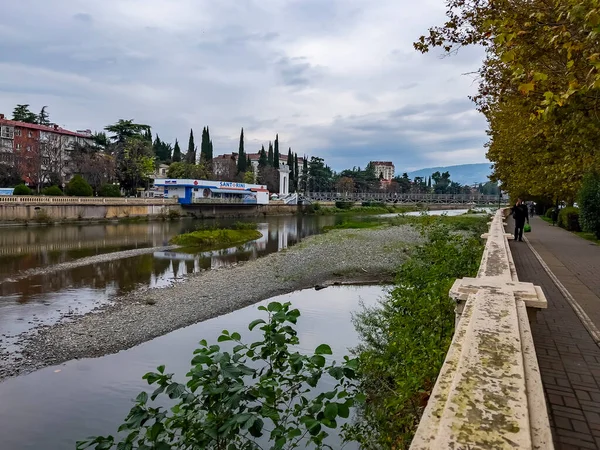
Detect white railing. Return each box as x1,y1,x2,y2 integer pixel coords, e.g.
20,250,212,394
410,209,552,449
0,196,177,205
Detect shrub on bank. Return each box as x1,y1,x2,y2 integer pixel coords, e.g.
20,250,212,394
170,227,262,249
66,175,93,197
98,184,121,197
578,171,600,239
13,184,32,195
351,217,486,448
42,185,63,196
77,302,361,449
558,206,581,232
335,200,354,210
545,207,555,219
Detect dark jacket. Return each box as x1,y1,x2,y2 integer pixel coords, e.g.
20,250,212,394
512,203,529,222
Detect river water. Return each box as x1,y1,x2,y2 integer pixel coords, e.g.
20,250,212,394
0,215,341,338
0,285,385,450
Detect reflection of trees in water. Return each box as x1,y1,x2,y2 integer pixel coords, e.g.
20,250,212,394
0,215,341,305
0,254,176,303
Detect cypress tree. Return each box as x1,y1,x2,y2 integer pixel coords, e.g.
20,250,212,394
267,142,274,166
301,156,308,192
294,153,299,191
207,127,213,161
274,134,280,168
237,128,246,173
258,145,268,167
428,176,432,188
247,155,252,171
186,129,196,164
287,148,294,190
172,139,182,162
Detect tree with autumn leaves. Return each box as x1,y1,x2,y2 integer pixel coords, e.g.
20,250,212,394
415,0,600,203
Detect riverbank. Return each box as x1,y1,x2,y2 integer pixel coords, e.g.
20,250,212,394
0,223,422,381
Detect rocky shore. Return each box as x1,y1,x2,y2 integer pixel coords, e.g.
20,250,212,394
0,224,422,381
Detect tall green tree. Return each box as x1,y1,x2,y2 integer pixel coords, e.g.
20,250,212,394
237,128,246,173
200,127,214,167
104,119,150,144
186,129,196,164
287,148,294,191
12,104,38,123
274,134,280,168
116,137,155,195
300,155,309,193
92,132,110,150
258,145,268,168
267,142,274,167
246,155,252,172
38,106,50,125
172,139,182,162
143,128,152,143
153,135,172,162
294,153,299,191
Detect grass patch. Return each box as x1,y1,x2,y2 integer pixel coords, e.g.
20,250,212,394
304,204,419,216
170,228,262,250
574,231,600,245
322,219,384,231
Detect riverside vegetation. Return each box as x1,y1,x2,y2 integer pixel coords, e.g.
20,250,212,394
77,213,488,449
170,222,262,250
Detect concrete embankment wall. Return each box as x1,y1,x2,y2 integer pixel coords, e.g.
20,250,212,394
0,203,183,223
183,204,299,219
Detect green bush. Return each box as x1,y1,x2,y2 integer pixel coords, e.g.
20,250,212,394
578,171,600,239
544,207,555,219
65,175,93,197
77,302,360,450
335,201,354,209
361,201,372,207
351,219,486,448
312,202,322,211
98,184,121,197
42,185,63,196
558,206,581,231
13,184,32,195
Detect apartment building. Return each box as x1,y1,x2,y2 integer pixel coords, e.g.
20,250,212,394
371,161,395,180
0,114,94,185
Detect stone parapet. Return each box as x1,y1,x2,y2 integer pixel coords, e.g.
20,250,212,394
410,209,553,449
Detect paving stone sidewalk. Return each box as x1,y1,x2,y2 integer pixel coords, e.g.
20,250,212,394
508,216,600,450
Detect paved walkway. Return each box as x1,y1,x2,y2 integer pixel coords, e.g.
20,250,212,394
508,216,600,449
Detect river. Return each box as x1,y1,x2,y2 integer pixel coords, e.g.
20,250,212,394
0,215,341,339
0,285,385,450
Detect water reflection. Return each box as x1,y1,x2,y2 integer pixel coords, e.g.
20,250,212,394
0,216,339,335
0,285,385,450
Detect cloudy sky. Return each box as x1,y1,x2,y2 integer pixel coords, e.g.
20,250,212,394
0,0,488,172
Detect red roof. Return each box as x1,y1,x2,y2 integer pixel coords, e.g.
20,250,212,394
371,161,394,167
0,118,92,139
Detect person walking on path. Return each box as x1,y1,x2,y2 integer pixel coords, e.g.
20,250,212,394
511,198,529,241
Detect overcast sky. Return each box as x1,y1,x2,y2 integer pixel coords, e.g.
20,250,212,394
0,0,488,172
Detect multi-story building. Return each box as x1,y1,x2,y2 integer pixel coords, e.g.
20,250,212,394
371,161,395,180
0,113,94,186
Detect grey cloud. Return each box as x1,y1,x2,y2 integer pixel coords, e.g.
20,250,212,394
73,13,93,23
0,0,489,171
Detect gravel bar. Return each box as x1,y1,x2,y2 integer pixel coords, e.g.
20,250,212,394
0,225,421,381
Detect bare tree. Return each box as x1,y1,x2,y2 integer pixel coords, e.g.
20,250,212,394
212,155,237,181
40,133,68,187
70,143,116,193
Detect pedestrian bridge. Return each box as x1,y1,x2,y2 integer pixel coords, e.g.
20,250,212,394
303,192,505,205
410,209,553,449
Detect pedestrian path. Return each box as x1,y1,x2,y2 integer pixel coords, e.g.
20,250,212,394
508,216,600,449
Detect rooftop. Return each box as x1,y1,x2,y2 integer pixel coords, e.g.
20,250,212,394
371,161,394,167
0,115,93,139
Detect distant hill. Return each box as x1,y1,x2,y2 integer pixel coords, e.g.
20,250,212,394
406,163,492,186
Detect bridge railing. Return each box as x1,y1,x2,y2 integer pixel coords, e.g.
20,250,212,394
410,209,553,449
0,196,178,205
305,192,504,204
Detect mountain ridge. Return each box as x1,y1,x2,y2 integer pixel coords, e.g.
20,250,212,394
406,163,492,186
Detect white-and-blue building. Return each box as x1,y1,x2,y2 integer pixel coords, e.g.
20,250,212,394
153,179,270,205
